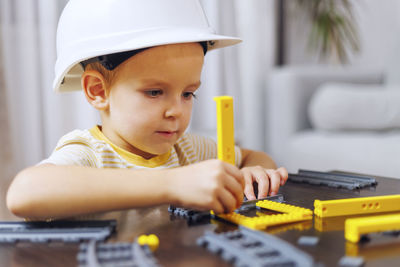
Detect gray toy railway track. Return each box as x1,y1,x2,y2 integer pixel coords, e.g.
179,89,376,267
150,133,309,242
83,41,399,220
197,227,314,267
78,240,161,267
288,169,377,190
0,220,116,243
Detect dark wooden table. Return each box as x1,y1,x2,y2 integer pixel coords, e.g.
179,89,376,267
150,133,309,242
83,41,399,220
1,175,400,267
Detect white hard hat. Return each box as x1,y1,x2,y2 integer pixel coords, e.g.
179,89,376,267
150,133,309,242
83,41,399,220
54,0,242,92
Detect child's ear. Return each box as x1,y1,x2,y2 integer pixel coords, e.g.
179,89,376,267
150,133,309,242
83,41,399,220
81,70,109,110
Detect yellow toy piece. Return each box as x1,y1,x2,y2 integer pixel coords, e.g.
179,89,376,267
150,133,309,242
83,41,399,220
314,211,398,232
314,194,400,218
212,200,313,230
345,213,400,243
214,96,235,165
314,216,346,232
266,220,312,235
137,234,160,252
256,199,313,216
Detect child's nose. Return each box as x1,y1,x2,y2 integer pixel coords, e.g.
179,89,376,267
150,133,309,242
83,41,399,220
164,99,183,118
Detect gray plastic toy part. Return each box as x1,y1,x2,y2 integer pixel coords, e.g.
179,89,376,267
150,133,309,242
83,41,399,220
0,220,116,243
288,169,377,190
78,239,161,267
168,194,285,223
197,227,314,267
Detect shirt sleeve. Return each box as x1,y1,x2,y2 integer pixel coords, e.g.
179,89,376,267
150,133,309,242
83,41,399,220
187,133,242,168
39,143,99,167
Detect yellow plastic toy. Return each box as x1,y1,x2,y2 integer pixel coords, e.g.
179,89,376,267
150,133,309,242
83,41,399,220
314,194,400,218
345,213,400,243
212,200,313,230
137,234,160,252
214,96,235,165
266,220,312,235
212,96,313,229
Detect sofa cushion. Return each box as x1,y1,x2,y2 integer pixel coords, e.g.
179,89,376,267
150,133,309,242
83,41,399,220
308,83,400,131
286,130,400,178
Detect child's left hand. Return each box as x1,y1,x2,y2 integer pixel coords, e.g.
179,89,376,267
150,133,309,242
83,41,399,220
240,166,288,200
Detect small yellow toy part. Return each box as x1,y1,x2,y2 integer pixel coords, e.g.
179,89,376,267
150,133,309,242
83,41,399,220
137,234,160,252
214,96,235,165
314,194,400,218
211,200,313,230
345,213,400,243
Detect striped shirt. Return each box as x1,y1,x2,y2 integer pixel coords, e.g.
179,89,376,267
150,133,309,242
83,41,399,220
41,126,243,169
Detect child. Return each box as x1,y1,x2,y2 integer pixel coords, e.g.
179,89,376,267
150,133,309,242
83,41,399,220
6,0,288,220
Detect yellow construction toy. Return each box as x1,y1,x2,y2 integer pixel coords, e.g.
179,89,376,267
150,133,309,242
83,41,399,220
214,96,235,165
212,96,314,230
212,200,313,230
314,194,400,218
266,220,312,235
137,234,160,252
345,213,400,243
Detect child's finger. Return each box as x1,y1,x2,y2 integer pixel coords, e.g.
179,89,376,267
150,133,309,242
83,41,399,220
223,162,245,189
265,169,281,196
224,174,244,208
243,171,256,201
254,170,270,199
277,167,289,185
218,188,237,213
211,199,224,214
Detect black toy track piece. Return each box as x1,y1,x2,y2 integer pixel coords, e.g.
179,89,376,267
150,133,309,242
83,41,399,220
288,169,377,190
197,227,314,267
0,220,116,243
168,194,285,223
168,206,211,224
77,240,161,267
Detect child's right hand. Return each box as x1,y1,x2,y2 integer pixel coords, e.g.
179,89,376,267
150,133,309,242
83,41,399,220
168,159,244,213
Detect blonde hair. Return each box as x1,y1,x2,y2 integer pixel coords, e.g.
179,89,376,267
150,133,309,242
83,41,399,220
84,62,117,87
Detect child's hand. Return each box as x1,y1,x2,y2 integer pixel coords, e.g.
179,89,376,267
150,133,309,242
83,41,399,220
169,159,244,213
241,166,288,200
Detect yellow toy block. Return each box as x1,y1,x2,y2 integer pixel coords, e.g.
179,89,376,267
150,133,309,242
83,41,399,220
345,213,400,243
314,211,399,232
314,194,400,218
256,199,313,216
345,241,359,257
212,200,313,230
214,96,235,165
137,234,160,252
314,216,346,232
265,220,312,235
346,239,400,260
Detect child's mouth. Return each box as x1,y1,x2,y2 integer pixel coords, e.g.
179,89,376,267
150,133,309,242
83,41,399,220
156,131,177,138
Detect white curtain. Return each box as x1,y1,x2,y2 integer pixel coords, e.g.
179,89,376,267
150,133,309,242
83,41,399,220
194,0,277,150
0,0,276,172
1,0,99,171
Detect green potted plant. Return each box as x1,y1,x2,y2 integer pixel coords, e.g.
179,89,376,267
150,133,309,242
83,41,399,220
296,0,360,63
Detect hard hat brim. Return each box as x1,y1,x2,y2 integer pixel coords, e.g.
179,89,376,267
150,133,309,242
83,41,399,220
54,28,242,92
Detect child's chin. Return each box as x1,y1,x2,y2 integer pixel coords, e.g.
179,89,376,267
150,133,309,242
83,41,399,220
149,146,173,156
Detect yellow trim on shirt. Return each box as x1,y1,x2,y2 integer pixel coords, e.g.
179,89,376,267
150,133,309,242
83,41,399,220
89,126,171,168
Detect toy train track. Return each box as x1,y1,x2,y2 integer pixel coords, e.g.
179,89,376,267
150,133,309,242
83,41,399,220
77,235,161,267
288,169,377,190
0,220,116,243
197,227,314,267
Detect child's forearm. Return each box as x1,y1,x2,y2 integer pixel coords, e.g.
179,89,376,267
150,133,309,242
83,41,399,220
7,164,175,220
240,148,277,169
7,160,245,220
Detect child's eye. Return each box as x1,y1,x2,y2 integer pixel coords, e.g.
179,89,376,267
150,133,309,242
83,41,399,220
145,89,163,97
182,92,197,99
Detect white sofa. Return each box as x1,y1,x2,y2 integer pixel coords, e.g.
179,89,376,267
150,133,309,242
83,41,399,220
266,66,400,178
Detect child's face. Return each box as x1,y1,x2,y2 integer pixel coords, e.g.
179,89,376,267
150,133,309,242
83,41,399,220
103,43,204,159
